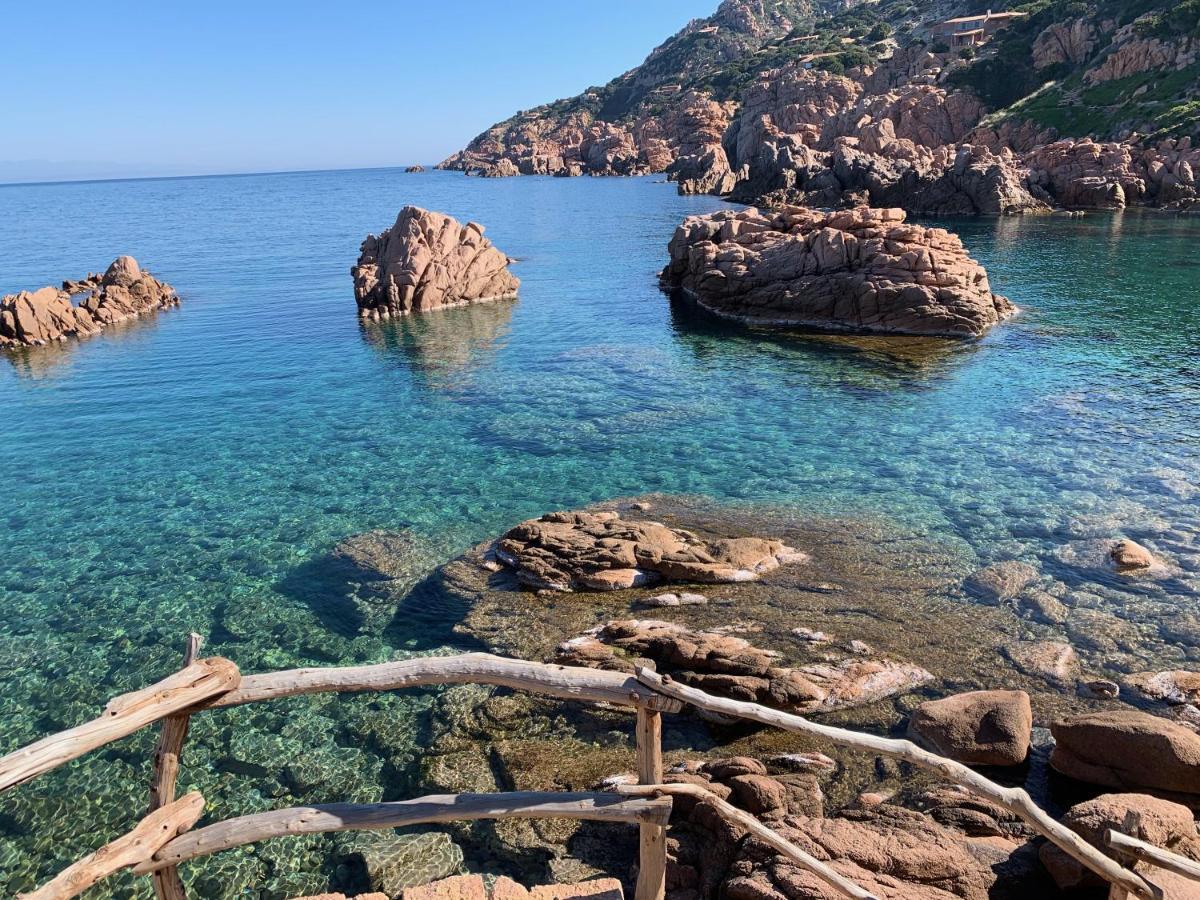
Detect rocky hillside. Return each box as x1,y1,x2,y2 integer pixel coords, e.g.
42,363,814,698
440,0,1200,213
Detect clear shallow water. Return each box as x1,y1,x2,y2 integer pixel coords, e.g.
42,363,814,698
0,170,1198,896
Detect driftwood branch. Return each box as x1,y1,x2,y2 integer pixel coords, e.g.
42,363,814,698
205,652,681,713
149,633,204,900
635,707,667,900
618,783,877,900
0,658,240,794
634,666,1160,900
136,791,672,873
18,792,204,900
1107,830,1200,882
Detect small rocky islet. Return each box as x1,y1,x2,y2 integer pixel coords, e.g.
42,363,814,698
0,256,177,348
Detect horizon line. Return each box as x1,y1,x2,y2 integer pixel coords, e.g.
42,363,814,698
0,163,448,190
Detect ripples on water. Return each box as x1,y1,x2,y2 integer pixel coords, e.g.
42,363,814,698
0,170,1198,895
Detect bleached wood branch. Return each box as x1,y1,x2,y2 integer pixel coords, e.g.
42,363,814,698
148,633,204,900
135,791,671,873
204,652,681,712
0,658,240,794
18,792,204,900
1107,830,1200,882
634,666,1160,900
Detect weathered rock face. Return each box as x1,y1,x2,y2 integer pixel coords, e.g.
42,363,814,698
405,165,426,173
1050,709,1200,795
493,510,807,592
557,618,933,715
0,256,178,348
1039,793,1200,891
352,207,519,320
661,205,1014,338
1032,18,1097,69
908,690,1033,767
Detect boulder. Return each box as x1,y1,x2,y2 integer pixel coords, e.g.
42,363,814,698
352,207,519,319
660,206,1014,338
493,509,806,592
0,256,178,348
908,690,1032,766
1039,793,1200,891
1050,709,1200,794
402,875,486,900
1109,538,1157,570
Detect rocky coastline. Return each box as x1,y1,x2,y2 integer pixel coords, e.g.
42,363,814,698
438,6,1200,216
0,256,178,348
320,495,1200,899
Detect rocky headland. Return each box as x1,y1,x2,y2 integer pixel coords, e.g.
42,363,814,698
438,0,1200,215
0,256,178,348
661,205,1013,337
353,207,519,320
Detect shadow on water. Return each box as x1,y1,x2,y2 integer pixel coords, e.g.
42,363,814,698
1,313,170,379
666,290,984,391
275,544,486,653
358,299,515,391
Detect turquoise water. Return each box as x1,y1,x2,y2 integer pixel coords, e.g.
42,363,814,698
1,169,1199,895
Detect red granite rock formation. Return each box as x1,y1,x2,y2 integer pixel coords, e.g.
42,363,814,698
662,205,1014,338
352,207,519,319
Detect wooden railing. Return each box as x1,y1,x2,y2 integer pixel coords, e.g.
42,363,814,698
0,638,1188,900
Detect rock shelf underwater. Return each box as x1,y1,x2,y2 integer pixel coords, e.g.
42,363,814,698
1,170,1199,897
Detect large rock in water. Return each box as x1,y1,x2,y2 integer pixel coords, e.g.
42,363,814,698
0,256,178,348
661,206,1013,338
352,207,519,320
1050,709,1200,795
493,510,807,592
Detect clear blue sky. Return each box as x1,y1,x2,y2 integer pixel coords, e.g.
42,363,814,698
1,0,716,183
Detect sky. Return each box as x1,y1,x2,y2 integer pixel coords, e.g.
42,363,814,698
0,0,717,183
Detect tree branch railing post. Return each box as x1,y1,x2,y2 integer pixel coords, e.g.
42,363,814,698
634,705,667,900
147,633,203,900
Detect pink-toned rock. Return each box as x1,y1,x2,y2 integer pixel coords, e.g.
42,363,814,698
493,509,805,592
0,256,178,349
661,205,1013,338
403,879,487,900
529,879,623,900
557,618,932,715
1050,709,1200,795
1003,640,1078,687
1109,538,1157,570
1039,793,1200,891
352,207,519,319
908,690,1032,766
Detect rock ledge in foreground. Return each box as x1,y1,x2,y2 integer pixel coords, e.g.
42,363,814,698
0,256,178,348
661,205,1013,338
353,206,519,320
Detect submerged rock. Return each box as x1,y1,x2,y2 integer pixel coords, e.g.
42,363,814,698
661,206,1013,338
338,832,464,895
1050,709,1200,795
1003,640,1079,688
0,256,178,348
908,690,1032,767
352,206,519,319
962,561,1039,604
493,510,806,592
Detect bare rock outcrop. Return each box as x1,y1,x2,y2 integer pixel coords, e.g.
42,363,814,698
557,618,933,715
1032,18,1097,69
661,205,1014,338
493,510,806,592
1,256,178,349
352,207,519,320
